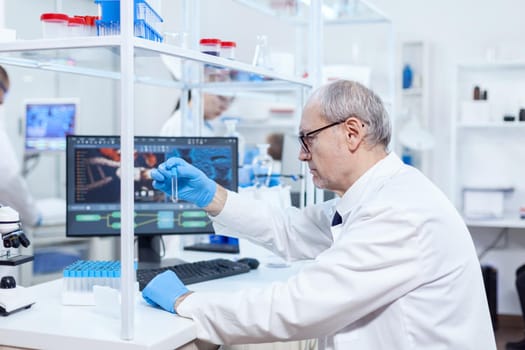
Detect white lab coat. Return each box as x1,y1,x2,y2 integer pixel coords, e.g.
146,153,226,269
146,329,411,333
0,111,39,226
160,110,215,137
177,153,496,349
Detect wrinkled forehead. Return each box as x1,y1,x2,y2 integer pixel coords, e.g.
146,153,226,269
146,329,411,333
300,100,325,132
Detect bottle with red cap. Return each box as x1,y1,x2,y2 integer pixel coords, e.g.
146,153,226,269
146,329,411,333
199,38,221,56
220,41,236,60
221,41,237,81
40,13,69,38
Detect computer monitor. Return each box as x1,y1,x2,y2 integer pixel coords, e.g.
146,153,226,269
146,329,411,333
23,98,78,153
66,135,238,263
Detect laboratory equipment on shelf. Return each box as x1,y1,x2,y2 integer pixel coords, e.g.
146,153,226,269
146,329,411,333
252,144,274,187
223,118,245,165
0,205,36,316
252,35,272,69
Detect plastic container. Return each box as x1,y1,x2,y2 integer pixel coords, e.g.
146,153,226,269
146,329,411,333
94,0,164,41
40,13,69,38
68,17,86,37
200,38,221,56
75,15,99,36
220,41,236,60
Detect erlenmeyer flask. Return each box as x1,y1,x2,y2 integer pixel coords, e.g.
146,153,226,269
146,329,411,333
252,143,273,187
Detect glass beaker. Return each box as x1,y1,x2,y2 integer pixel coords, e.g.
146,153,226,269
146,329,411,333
252,143,273,187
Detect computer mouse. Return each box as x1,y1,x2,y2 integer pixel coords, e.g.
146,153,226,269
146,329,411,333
237,257,260,270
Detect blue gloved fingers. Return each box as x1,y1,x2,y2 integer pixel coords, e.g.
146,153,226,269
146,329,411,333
164,157,204,180
150,168,167,182
151,168,172,196
154,157,217,208
142,270,189,314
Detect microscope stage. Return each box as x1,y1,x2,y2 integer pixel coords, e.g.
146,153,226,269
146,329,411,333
0,286,36,316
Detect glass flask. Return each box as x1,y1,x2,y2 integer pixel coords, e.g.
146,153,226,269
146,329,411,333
252,143,274,187
252,35,272,69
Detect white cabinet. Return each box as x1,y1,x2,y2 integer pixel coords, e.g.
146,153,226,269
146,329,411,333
450,61,525,228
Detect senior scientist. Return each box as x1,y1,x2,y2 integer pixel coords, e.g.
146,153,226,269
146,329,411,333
143,80,496,349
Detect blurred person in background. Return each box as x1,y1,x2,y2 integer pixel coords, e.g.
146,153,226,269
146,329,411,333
0,65,41,227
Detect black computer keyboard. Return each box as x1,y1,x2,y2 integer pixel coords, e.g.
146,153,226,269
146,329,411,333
136,258,251,291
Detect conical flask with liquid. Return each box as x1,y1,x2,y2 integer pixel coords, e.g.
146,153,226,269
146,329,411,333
252,143,273,187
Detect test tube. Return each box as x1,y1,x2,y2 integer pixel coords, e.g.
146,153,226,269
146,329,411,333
171,173,178,203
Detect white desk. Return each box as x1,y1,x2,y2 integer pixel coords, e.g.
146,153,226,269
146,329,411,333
0,252,305,350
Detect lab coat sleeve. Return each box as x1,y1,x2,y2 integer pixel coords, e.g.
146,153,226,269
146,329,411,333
0,175,40,227
211,191,334,260
179,202,426,345
0,128,40,226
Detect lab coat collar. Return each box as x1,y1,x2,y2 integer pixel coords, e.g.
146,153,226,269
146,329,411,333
334,152,403,220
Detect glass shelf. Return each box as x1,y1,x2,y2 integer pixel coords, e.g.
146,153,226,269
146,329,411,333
458,61,525,71
465,214,525,229
233,0,389,24
0,37,310,89
458,121,525,128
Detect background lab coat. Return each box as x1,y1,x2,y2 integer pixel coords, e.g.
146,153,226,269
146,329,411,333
0,111,39,226
177,153,496,350
159,109,215,137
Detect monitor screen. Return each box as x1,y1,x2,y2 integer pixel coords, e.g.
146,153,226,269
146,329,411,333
24,98,78,153
66,135,238,239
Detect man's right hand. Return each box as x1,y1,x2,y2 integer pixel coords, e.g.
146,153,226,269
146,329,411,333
151,157,217,208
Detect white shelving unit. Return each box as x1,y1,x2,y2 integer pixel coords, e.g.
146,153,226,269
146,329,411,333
450,61,525,229
397,40,432,175
0,0,393,340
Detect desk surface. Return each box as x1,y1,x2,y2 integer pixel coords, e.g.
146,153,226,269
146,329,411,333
0,252,304,350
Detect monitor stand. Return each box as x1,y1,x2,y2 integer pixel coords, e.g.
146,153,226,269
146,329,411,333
137,236,186,269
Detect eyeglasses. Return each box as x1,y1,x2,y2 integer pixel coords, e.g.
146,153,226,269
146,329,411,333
298,121,343,153
218,95,235,105
0,81,7,94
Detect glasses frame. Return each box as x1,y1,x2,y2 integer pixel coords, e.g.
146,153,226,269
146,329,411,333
298,121,343,153
0,81,7,94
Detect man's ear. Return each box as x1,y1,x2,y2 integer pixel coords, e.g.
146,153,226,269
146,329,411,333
344,117,365,151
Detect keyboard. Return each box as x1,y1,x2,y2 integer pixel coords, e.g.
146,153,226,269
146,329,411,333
184,243,240,254
136,258,251,291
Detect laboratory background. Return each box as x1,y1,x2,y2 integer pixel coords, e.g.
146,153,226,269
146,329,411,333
0,0,525,349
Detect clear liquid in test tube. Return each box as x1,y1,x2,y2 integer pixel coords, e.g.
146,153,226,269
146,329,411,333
171,173,178,203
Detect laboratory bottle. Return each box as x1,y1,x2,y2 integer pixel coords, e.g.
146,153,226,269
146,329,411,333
200,38,222,82
220,41,236,81
199,38,221,56
223,119,245,165
402,64,413,89
220,41,236,59
252,143,273,187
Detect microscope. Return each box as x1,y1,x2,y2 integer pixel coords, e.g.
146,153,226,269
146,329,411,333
0,204,36,316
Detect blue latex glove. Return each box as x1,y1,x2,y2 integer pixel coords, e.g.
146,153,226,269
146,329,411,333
151,157,217,208
142,270,189,314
